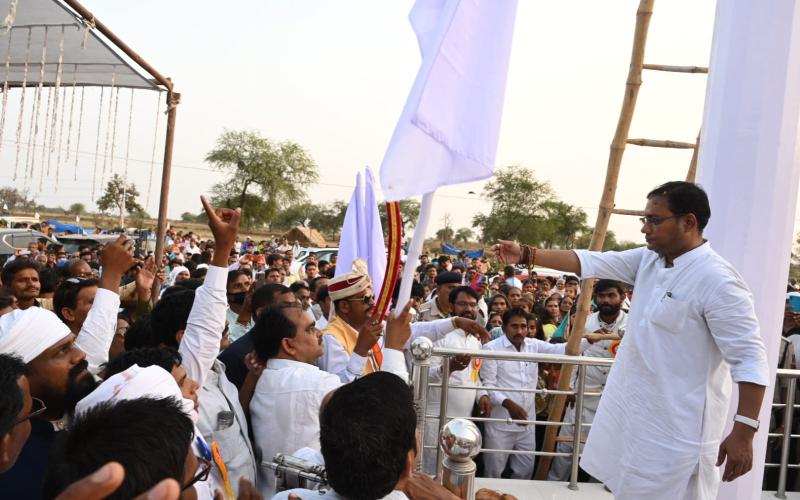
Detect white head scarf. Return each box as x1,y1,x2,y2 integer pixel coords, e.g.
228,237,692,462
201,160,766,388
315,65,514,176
166,266,190,286
0,308,71,362
75,364,197,421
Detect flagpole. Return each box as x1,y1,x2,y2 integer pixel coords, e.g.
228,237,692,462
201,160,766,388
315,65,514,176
395,192,434,311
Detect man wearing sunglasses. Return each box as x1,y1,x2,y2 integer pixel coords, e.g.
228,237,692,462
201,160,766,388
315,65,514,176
0,353,46,473
319,271,490,383
493,181,769,500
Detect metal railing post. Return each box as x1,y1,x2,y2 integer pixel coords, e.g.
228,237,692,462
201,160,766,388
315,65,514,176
436,355,451,479
776,377,796,499
569,364,586,490
410,337,434,472
440,418,482,499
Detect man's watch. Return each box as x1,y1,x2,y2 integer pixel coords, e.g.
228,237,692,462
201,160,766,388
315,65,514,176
734,414,760,431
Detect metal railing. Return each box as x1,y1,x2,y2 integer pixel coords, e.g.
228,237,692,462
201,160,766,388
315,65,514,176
409,337,613,491
765,367,800,499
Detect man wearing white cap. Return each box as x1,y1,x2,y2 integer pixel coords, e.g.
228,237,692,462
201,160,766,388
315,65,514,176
320,271,489,383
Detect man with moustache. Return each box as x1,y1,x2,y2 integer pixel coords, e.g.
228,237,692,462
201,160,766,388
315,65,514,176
0,260,41,310
423,285,492,473
548,279,628,481
481,307,568,479
0,235,134,497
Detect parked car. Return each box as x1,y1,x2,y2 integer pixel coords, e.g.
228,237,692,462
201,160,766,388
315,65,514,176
290,247,338,274
0,229,56,266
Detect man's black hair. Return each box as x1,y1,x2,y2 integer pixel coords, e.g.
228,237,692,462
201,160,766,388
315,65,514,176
647,181,711,232
0,259,39,287
448,285,479,305
226,269,250,289
0,354,27,437
190,267,207,279
321,372,416,500
305,261,317,271
309,276,328,294
105,347,182,378
150,289,195,348
565,275,579,285
43,397,193,500
38,269,59,295
265,267,282,277
53,278,99,322
290,280,309,294
0,287,14,309
266,254,281,266
252,303,302,361
502,306,530,326
174,278,204,291
251,283,292,318
123,317,157,350
594,279,626,297
424,263,437,272
503,265,516,277
316,284,330,302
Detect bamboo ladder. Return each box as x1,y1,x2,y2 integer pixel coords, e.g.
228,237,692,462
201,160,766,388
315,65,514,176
534,0,706,480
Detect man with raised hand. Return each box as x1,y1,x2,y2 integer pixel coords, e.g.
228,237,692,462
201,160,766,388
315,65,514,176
493,181,769,499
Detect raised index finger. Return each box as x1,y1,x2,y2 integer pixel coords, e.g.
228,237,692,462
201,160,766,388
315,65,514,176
200,195,219,222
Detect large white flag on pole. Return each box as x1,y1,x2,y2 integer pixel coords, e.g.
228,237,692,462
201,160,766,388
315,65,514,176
379,0,518,201
335,168,387,295
379,0,518,309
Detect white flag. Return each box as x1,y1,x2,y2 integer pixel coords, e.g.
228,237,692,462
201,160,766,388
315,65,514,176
379,0,518,201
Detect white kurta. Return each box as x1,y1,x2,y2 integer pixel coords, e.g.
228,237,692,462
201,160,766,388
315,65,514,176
574,243,769,500
424,329,487,473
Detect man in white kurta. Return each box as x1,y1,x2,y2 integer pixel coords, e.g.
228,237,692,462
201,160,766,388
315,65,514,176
250,303,410,496
423,286,491,474
493,181,769,499
481,308,567,479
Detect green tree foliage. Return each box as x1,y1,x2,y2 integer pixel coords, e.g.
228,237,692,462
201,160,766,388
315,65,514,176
436,227,454,242
0,186,35,210
180,212,197,222
206,130,319,226
96,174,143,226
538,200,589,249
271,201,348,236
69,203,86,215
455,227,474,244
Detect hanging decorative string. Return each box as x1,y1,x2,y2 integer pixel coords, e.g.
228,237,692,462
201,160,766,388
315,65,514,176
91,86,105,200
13,27,32,181
39,86,54,190
100,66,116,188
73,86,84,181
2,0,18,33
55,82,69,187
123,89,134,179
26,26,48,183
46,25,65,187
107,77,121,181
81,16,95,49
0,26,14,157
64,64,77,165
146,92,162,209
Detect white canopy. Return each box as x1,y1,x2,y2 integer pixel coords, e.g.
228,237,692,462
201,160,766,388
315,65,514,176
0,0,159,90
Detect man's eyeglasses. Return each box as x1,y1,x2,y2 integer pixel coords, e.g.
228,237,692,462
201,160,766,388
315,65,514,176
11,397,47,426
182,457,212,492
345,295,374,305
455,301,479,309
639,214,686,226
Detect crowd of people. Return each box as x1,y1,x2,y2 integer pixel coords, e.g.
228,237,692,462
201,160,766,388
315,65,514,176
0,185,795,499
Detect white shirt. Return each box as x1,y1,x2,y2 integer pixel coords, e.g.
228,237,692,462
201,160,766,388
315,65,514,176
179,265,228,388
226,307,253,342
427,329,487,418
253,352,408,493
574,243,769,499
74,287,120,374
273,488,408,500
319,317,459,384
481,335,566,432
578,310,628,389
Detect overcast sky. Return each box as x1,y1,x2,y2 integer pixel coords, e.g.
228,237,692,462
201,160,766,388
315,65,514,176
2,0,796,245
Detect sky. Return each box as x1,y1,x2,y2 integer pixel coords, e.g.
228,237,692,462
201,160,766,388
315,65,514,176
1,0,796,245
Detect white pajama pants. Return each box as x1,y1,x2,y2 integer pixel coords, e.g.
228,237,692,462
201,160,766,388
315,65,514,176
482,424,536,479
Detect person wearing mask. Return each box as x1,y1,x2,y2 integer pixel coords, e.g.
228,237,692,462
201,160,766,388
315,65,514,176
226,269,253,342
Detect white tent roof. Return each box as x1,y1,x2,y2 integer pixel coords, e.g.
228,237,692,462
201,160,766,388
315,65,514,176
0,0,159,90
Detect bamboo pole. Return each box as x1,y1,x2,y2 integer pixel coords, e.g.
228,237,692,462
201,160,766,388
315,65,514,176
642,63,707,73
151,89,180,299
626,138,695,149
535,0,655,480
686,130,701,182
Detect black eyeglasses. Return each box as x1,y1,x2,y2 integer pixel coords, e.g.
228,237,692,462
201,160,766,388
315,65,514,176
11,397,47,427
639,214,686,226
181,457,212,492
345,295,374,305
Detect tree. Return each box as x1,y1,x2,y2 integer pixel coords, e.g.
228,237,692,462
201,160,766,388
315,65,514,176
271,201,348,237
538,201,590,249
436,227,454,242
573,230,641,252
378,199,421,237
206,130,319,226
0,186,34,210
96,174,143,227
69,203,86,216
180,212,197,223
473,166,555,244
455,227,474,244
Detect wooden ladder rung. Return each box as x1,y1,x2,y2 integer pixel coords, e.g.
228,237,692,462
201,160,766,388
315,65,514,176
555,435,588,444
627,138,696,149
643,63,708,74
611,209,645,216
